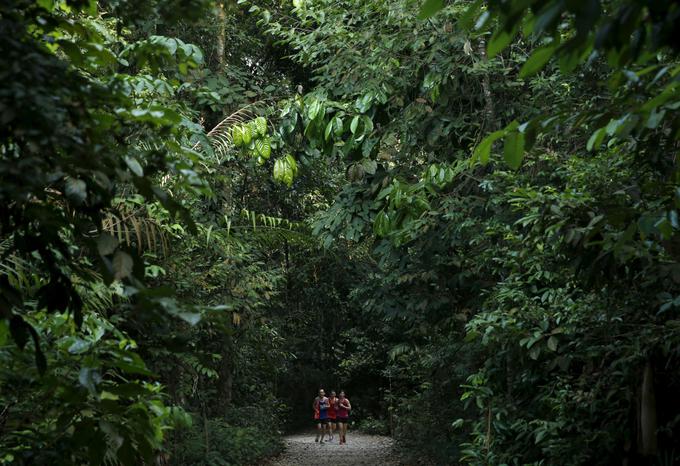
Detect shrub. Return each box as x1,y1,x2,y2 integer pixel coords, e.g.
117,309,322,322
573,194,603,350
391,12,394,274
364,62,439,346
356,417,390,435
171,417,283,466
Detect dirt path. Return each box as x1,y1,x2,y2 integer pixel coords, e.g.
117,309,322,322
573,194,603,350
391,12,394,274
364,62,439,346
264,431,402,466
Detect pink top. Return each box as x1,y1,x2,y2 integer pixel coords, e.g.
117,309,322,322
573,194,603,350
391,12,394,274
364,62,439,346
337,398,350,417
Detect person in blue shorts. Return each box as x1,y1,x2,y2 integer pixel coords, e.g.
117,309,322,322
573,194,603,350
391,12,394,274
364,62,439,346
312,388,330,443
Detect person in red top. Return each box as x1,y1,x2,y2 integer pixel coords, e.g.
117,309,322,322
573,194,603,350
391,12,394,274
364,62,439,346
327,390,338,441
336,390,351,445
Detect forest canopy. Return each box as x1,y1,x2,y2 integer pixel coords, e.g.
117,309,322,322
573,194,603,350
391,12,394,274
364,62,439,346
1,0,679,464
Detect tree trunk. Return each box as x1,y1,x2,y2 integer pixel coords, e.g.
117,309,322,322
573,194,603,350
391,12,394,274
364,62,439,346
638,360,657,457
478,39,496,133
217,335,234,414
215,4,226,70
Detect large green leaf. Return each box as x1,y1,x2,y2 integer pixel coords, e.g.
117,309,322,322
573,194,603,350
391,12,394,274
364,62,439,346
241,124,253,145
253,116,267,137
373,210,390,236
273,154,298,187
519,45,556,78
586,127,606,151
488,27,517,58
503,131,525,169
418,0,444,20
232,125,244,147
350,115,360,134
325,119,334,141
254,137,272,159
472,129,505,165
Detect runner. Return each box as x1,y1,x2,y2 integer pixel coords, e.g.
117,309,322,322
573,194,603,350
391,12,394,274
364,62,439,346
327,390,338,441
312,388,330,443
336,390,352,445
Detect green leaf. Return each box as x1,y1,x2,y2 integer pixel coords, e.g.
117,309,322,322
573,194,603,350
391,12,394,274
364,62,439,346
472,129,505,165
308,100,321,120
529,345,541,360
373,210,390,236
232,125,244,147
418,0,444,20
355,93,373,113
254,137,271,159
273,158,284,181
273,154,298,187
325,119,334,141
488,27,517,58
241,124,252,145
285,154,298,177
519,46,556,78
253,116,267,137
350,115,360,134
361,159,378,175
362,116,374,135
124,156,144,177
586,128,606,151
503,131,525,169
458,0,483,30
79,367,102,395
547,336,558,352
646,108,666,129
333,116,344,137
533,1,564,34
177,312,201,325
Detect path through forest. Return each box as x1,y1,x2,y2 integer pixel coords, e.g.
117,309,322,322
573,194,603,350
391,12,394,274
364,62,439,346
264,432,403,465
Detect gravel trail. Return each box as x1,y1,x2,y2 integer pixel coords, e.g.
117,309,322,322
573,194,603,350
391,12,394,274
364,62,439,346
263,431,403,466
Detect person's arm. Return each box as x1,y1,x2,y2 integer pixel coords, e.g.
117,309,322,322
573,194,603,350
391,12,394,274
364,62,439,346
344,399,351,410
312,398,319,410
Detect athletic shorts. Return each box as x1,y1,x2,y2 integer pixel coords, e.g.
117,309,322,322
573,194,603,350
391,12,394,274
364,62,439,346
336,417,349,423
316,418,330,425
329,418,338,424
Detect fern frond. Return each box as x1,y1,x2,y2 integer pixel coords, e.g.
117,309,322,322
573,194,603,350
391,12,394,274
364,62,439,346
101,208,169,256
0,237,41,292
193,103,266,163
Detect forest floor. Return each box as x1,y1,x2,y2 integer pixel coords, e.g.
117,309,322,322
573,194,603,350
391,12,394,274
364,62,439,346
263,431,405,465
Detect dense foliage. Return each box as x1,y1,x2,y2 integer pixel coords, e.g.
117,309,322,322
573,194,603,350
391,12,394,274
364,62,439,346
2,0,680,465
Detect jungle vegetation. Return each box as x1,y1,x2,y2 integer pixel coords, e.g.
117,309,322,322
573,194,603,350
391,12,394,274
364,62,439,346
1,0,679,464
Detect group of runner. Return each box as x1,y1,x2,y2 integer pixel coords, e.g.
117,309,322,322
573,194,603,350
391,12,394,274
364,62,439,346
312,389,351,444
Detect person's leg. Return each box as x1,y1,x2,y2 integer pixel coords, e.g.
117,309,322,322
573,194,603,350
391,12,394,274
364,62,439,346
330,420,335,440
320,420,327,442
338,421,344,444
315,422,321,442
